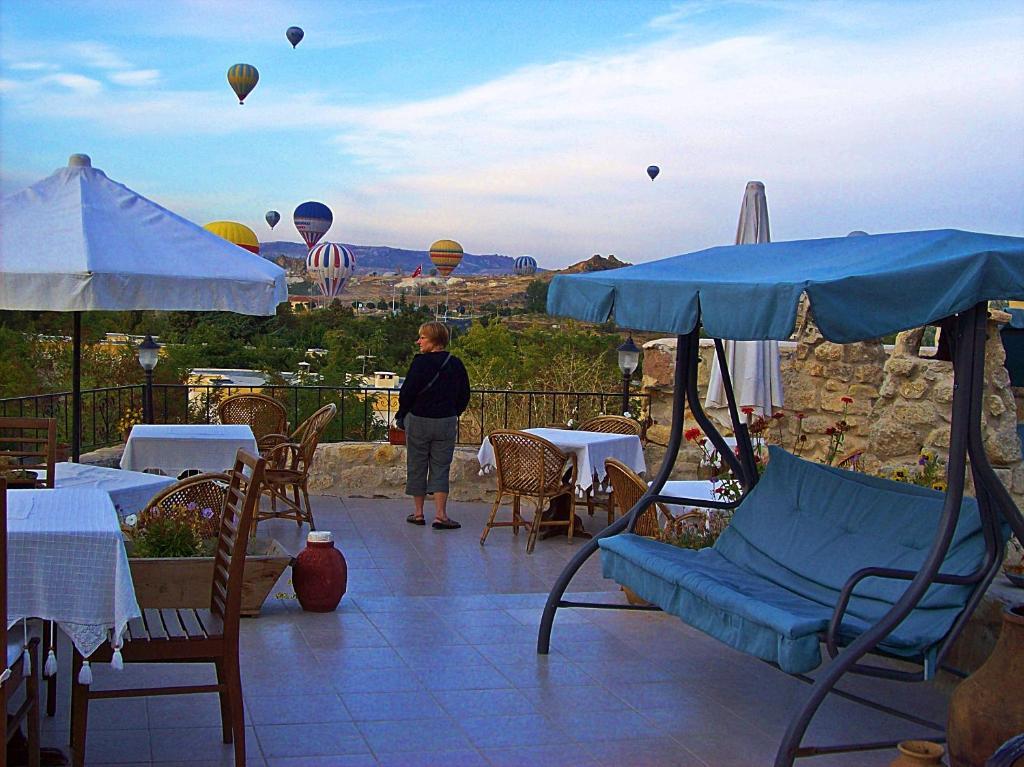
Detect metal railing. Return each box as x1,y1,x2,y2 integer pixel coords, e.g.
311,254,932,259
0,384,649,455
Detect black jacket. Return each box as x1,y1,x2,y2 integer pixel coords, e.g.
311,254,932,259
397,351,471,420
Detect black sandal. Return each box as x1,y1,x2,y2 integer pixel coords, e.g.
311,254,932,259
432,518,461,530
406,514,426,525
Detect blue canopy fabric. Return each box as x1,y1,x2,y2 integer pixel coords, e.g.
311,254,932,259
547,229,1024,343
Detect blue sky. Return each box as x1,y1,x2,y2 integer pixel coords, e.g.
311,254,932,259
1,0,1022,267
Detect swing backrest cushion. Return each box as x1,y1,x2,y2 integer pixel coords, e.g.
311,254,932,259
714,447,989,642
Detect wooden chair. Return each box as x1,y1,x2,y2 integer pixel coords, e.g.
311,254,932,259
258,403,336,531
70,450,266,767
0,417,56,488
575,415,643,525
2,478,42,767
480,430,578,554
216,393,288,454
604,458,703,538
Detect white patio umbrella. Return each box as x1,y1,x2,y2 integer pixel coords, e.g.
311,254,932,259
705,181,784,423
0,154,288,459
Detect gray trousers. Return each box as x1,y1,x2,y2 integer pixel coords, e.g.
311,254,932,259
404,414,459,496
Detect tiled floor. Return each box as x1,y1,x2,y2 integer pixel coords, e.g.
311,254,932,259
38,495,949,766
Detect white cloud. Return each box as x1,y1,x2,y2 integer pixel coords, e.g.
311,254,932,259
109,69,161,87
39,73,103,95
6,61,58,72
68,42,131,70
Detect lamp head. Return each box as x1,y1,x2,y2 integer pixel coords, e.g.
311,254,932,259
137,335,160,372
617,334,641,376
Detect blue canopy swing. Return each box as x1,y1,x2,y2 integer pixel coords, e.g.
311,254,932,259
536,228,1024,766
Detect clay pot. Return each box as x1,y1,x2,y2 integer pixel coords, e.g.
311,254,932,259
889,740,945,766
292,531,347,612
947,604,1024,767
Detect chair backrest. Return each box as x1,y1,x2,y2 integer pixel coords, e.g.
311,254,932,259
293,404,337,469
138,472,232,541
217,394,288,443
210,450,265,642
605,458,669,537
577,415,642,437
489,430,574,497
0,417,56,488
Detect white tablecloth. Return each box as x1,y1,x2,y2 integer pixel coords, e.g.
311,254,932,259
55,462,176,518
477,428,646,493
6,487,140,658
657,480,719,517
120,424,258,477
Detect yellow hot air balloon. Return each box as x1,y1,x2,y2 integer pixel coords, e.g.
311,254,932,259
227,63,259,104
204,221,260,254
429,239,463,278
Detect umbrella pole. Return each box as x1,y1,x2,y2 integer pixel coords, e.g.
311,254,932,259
72,312,81,462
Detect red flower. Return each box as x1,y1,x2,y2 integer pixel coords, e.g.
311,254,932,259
684,427,702,442
841,396,853,404
825,426,837,435
772,411,785,420
741,406,755,415
796,412,806,420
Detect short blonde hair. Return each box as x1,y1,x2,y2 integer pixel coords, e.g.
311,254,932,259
419,321,450,348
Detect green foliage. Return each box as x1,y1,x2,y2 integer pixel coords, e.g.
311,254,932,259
130,517,204,558
525,279,549,313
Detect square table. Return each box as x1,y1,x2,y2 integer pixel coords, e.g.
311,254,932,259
6,487,140,659
120,424,258,478
55,462,176,518
477,427,646,494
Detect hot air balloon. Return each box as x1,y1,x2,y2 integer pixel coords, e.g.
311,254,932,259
306,242,355,301
265,210,280,229
293,201,333,250
286,26,304,48
227,64,259,104
203,220,260,254
513,255,537,276
647,165,660,180
429,239,463,279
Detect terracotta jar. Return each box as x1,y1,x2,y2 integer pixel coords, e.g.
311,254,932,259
889,740,945,767
947,604,1024,767
292,531,347,612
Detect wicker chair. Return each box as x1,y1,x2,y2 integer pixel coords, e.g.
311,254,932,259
480,430,578,554
604,458,702,537
71,450,266,767
0,417,56,488
136,472,232,541
2,478,42,767
575,415,643,525
216,393,288,454
258,403,336,531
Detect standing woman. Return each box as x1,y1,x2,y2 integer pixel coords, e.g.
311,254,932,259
396,321,471,529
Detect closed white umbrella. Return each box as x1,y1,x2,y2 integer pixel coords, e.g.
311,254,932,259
705,181,784,421
0,154,288,458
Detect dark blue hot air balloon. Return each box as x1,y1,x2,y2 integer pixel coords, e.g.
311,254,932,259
265,210,280,229
293,201,333,249
647,165,660,180
287,27,304,48
514,255,537,276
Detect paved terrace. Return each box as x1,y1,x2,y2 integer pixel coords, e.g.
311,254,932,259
42,495,948,766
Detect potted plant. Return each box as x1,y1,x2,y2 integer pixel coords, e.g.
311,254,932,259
0,456,39,488
122,502,293,617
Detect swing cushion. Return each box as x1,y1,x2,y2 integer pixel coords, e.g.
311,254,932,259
599,447,990,674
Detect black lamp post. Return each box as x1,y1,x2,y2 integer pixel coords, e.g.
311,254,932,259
137,335,160,424
616,335,640,415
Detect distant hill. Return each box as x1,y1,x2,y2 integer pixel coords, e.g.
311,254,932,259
559,254,631,273
261,241,515,275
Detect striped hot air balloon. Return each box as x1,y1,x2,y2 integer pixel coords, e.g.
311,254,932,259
513,255,537,276
227,64,259,104
293,201,333,250
203,220,260,254
307,242,356,300
429,239,463,278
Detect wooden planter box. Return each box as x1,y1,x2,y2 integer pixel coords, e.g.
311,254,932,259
127,538,293,617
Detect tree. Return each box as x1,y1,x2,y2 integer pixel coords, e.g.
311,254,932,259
525,279,549,313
